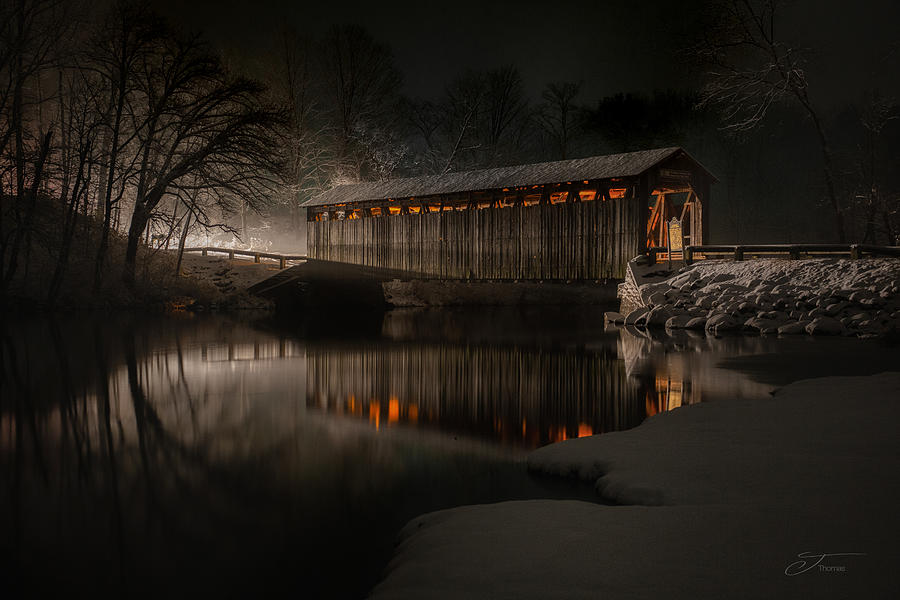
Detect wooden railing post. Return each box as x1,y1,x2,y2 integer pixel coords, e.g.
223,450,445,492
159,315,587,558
202,248,207,256
254,253,260,264
228,250,235,260
734,246,744,261
850,244,860,260
279,257,286,269
789,245,800,259
684,246,693,265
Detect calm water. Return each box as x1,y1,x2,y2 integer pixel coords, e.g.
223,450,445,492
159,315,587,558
1,308,897,598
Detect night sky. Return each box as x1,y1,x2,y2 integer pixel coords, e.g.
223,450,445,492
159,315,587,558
152,0,899,106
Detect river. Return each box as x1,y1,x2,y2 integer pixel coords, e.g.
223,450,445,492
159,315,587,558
1,308,897,598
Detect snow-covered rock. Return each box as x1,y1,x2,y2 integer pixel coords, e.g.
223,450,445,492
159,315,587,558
645,306,675,326
617,258,900,338
705,313,739,334
624,307,650,326
684,316,707,330
777,320,811,335
665,314,694,329
805,316,844,335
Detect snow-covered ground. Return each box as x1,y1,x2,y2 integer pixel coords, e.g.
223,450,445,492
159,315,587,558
610,257,900,337
370,373,900,599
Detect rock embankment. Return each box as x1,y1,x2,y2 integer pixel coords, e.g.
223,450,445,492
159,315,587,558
608,257,900,337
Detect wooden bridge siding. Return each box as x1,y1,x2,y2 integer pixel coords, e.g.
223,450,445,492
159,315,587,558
307,198,643,280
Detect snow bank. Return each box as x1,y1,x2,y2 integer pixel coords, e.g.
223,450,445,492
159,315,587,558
614,258,900,338
528,372,900,506
370,373,900,599
370,501,891,599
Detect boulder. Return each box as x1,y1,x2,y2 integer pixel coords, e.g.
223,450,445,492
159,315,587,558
645,306,676,327
684,317,708,329
825,301,850,316
624,306,650,326
705,313,739,334
778,321,811,335
744,317,782,334
647,291,669,306
603,311,625,324
805,316,844,336
665,314,694,329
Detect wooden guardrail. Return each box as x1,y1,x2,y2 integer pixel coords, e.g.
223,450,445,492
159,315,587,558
648,244,900,265
183,246,306,269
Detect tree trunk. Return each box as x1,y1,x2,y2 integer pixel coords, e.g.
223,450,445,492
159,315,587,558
175,208,192,276
803,102,845,242
123,201,149,289
4,130,53,289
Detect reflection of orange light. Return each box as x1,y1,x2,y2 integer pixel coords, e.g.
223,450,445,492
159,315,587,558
550,425,568,442
369,401,381,430
522,418,527,437
348,395,356,413
645,393,658,417
388,396,399,424
578,423,593,438
408,404,418,422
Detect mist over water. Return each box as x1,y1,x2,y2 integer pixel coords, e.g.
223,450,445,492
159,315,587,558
2,309,896,597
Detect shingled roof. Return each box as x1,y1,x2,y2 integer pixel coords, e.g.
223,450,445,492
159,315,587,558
304,147,713,208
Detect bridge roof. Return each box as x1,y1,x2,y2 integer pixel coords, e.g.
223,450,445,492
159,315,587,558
303,147,714,208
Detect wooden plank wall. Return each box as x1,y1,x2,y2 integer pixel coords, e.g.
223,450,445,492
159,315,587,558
307,198,643,280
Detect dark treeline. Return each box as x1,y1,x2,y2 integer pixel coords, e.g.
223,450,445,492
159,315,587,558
2,0,898,305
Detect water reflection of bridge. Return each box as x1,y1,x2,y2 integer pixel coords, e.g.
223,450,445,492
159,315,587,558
306,342,644,447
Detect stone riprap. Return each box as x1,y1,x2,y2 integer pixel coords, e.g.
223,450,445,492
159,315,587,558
608,257,900,337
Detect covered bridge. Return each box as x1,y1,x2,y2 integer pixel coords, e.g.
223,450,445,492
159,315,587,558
304,147,715,280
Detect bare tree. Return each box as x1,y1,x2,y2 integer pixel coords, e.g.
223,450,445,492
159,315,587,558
268,29,333,229
319,24,402,181
47,68,103,303
86,0,162,290
482,66,528,165
851,93,898,244
119,30,282,287
412,66,530,174
0,0,70,289
696,0,846,241
537,81,583,160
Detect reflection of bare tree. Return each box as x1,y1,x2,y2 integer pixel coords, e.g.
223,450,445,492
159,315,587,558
1,318,304,595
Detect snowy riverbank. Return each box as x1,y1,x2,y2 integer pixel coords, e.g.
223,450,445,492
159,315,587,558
610,257,900,337
370,372,900,599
